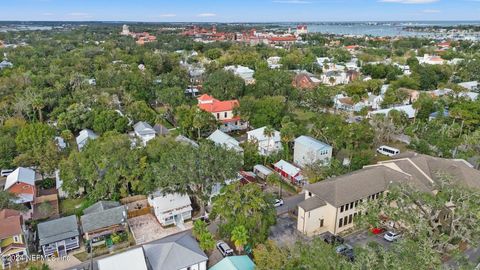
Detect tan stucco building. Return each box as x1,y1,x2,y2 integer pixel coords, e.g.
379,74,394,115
297,153,480,236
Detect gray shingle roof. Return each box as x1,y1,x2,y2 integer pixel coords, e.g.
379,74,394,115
38,215,79,246
298,196,326,211
134,122,156,136
143,233,207,270
83,201,121,215
81,205,126,233
305,166,412,207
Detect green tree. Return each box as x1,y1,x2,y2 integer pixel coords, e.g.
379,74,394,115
156,86,186,108
60,132,145,200
192,220,215,252
230,225,249,253
127,101,157,124
92,109,129,134
14,123,60,177
0,190,27,212
203,69,245,100
144,138,242,216
211,183,276,245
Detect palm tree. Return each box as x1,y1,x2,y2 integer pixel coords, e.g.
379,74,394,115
231,225,249,253
263,126,275,164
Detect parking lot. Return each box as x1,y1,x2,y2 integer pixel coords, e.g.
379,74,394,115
344,230,391,249
269,213,309,247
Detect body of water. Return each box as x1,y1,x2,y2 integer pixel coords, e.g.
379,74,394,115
282,21,480,37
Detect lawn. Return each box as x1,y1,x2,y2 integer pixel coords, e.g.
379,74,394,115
59,198,88,216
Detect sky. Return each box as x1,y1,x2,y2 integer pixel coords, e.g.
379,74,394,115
1,0,480,22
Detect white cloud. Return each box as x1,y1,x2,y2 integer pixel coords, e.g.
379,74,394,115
379,0,439,4
197,13,216,17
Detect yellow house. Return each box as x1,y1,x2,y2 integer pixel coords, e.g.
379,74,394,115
0,209,28,269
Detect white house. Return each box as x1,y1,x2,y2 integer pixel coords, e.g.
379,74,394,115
321,70,349,86
294,136,333,168
0,60,13,70
417,54,445,65
97,247,148,270
247,127,282,156
267,56,282,69
224,65,255,84
207,130,243,154
133,121,156,146
148,192,193,227
458,81,478,92
368,105,417,119
76,129,98,151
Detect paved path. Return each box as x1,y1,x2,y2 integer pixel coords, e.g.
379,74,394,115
276,193,304,215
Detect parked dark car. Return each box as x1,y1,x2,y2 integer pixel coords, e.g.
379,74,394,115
323,234,345,245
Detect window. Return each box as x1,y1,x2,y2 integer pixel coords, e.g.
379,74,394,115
354,200,358,207
224,112,227,118
340,205,344,213
320,219,324,227
216,113,220,119
349,214,353,224
339,218,343,228
350,202,354,209
345,204,349,211
308,192,312,197
13,236,20,243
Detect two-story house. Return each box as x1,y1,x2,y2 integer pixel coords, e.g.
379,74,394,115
148,192,193,228
294,136,332,168
197,94,248,133
4,167,36,220
247,126,282,156
297,153,480,236
0,209,28,269
37,215,80,257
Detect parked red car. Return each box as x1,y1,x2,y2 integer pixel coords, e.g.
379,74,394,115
371,227,385,235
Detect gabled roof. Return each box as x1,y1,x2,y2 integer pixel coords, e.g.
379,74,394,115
295,136,332,151
97,247,148,270
4,167,35,190
143,233,207,270
134,121,156,136
207,130,243,153
38,215,79,246
81,205,126,233
153,124,170,136
149,192,192,213
83,201,121,215
210,256,256,270
247,126,281,142
198,97,239,113
76,129,98,149
274,160,301,177
306,166,412,207
0,209,23,239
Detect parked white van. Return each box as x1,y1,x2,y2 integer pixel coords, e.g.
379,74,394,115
377,146,400,157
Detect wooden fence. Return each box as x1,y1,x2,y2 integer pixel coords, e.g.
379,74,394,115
120,195,147,205
127,207,152,219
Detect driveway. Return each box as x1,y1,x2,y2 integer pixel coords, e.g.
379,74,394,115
276,193,304,215
269,213,307,247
